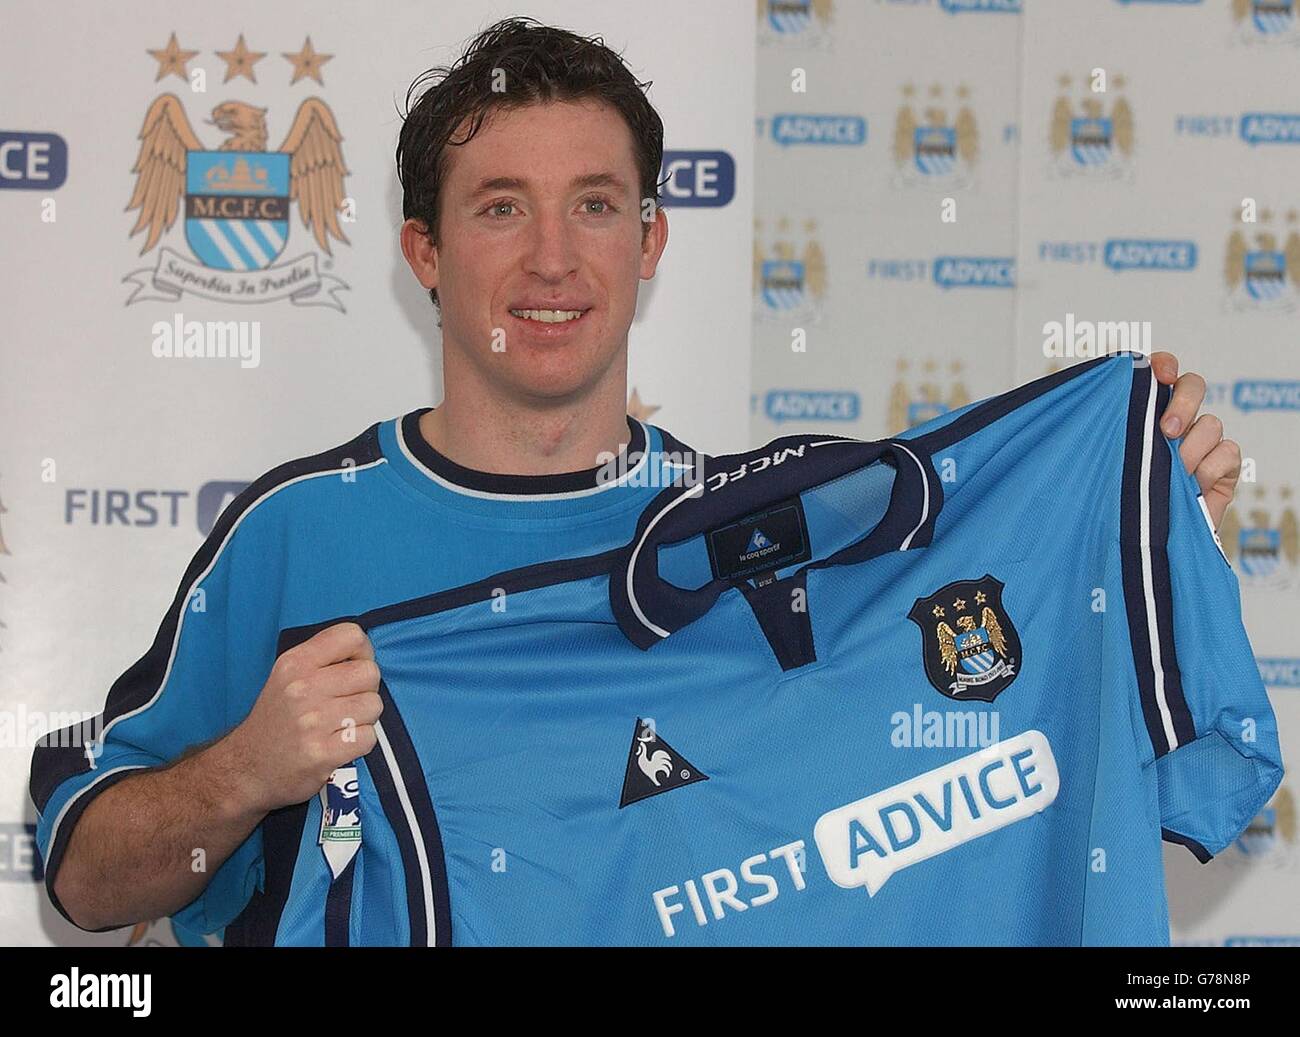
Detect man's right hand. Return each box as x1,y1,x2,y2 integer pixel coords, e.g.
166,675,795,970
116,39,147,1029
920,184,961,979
227,622,384,813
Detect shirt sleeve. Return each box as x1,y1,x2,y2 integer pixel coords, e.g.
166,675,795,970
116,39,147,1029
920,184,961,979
28,488,278,935
1118,359,1285,861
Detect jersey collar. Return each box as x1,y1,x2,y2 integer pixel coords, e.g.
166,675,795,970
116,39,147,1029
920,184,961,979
610,434,943,649
397,408,648,499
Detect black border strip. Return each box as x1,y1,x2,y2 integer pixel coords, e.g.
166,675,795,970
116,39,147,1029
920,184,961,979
401,409,646,495
1147,382,1196,749
1120,364,1195,758
1162,827,1213,864
370,680,454,946
323,855,356,947
38,768,147,932
223,800,311,946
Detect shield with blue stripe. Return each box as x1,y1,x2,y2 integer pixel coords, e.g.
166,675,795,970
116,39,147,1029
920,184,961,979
1253,0,1295,34
767,0,812,34
908,573,1022,703
1239,527,1281,577
956,627,996,675
914,125,956,176
1245,251,1286,301
1070,117,1112,166
185,150,290,271
761,259,806,311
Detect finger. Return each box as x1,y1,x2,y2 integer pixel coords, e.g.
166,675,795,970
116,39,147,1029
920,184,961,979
1176,412,1223,476
292,658,381,701
1149,351,1178,385
1193,437,1242,501
326,691,384,735
321,722,377,761
291,622,375,672
1161,371,1206,439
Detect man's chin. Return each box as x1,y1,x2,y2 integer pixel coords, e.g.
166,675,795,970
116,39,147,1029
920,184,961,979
499,353,620,405
508,377,604,404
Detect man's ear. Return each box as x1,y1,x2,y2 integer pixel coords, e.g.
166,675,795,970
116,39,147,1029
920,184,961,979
400,218,439,290
639,203,669,281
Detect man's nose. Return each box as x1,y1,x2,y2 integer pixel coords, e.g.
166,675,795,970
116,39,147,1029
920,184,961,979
521,209,580,281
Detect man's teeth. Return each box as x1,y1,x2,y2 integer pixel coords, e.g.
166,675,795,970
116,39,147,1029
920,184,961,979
509,309,585,323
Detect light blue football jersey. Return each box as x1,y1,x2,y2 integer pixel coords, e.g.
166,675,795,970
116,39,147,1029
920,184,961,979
33,354,1285,945
29,409,696,939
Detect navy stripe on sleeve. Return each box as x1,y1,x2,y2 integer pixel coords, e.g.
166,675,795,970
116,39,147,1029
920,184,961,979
1120,362,1195,758
222,800,310,946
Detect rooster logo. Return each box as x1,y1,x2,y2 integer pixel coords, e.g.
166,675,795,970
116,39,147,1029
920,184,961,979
636,724,674,786
619,718,709,807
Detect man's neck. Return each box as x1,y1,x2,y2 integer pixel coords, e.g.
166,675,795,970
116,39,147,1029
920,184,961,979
418,392,634,477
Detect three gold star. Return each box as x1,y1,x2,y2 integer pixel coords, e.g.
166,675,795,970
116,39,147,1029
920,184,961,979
149,33,334,86
283,36,333,86
217,34,267,84
147,32,199,83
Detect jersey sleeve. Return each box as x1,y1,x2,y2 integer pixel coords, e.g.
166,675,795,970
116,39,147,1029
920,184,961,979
1118,360,1284,861
28,489,278,935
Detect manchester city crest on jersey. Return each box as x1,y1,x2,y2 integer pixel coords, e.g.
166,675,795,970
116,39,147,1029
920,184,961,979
908,575,1021,702
619,718,709,808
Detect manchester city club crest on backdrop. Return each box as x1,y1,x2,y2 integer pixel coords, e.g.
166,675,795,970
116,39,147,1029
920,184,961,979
121,32,352,311
908,575,1021,702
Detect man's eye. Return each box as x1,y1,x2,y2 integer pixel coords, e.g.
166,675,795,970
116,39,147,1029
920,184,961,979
487,202,515,218
584,197,614,214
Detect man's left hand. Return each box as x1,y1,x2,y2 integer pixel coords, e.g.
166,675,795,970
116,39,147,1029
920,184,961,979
1151,351,1240,530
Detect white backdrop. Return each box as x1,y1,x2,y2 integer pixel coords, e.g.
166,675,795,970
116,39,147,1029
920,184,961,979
2,0,1295,947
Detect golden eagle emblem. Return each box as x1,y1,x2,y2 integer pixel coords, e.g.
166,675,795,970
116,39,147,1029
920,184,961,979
936,607,1009,677
126,93,350,257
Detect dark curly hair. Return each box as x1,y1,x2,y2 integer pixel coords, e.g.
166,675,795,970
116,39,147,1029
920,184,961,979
396,17,665,311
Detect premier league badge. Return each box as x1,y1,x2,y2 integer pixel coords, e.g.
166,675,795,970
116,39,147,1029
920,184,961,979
908,574,1021,702
319,766,362,879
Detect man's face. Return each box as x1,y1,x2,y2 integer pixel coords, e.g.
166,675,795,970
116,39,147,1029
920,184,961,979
412,99,667,403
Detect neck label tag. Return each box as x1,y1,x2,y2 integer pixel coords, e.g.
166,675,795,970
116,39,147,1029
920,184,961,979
705,497,811,582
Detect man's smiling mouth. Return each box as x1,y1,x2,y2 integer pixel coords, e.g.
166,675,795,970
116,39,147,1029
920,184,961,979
508,308,589,324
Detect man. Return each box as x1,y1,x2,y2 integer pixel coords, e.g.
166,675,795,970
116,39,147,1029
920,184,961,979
31,17,1240,937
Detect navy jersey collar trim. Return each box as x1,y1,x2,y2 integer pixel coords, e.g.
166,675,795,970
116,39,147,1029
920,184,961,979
611,435,942,649
398,408,648,498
